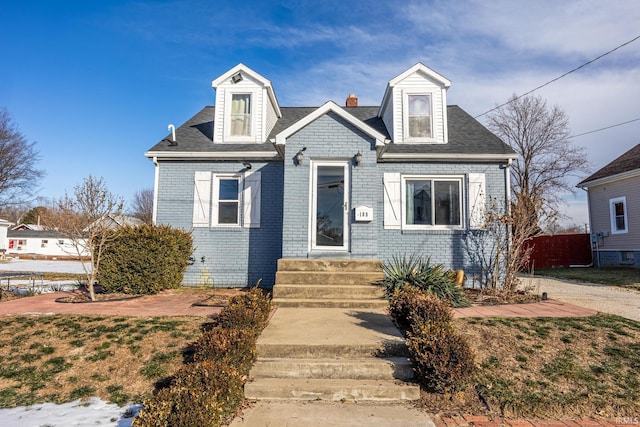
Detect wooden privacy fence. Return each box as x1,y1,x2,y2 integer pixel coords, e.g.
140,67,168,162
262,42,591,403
522,233,592,270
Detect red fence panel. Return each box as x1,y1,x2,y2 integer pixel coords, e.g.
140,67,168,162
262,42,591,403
522,234,592,270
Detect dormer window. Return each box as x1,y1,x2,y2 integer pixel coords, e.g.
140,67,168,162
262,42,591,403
404,93,433,141
230,94,252,137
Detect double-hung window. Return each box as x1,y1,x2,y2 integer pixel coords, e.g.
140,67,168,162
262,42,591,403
404,93,433,140
230,94,252,137
403,176,462,228
610,196,628,234
214,176,241,226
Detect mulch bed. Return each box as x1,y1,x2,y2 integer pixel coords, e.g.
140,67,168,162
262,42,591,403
465,288,540,305
55,291,143,303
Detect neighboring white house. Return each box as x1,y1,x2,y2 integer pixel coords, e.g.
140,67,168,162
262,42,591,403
0,218,12,258
6,226,88,259
4,215,144,260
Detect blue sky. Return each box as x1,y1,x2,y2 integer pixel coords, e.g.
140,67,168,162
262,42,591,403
2,1,639,226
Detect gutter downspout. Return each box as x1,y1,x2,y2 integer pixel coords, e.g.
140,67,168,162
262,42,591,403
152,156,159,225
505,159,513,286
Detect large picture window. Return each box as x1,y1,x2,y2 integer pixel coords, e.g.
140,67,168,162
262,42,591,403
230,94,252,137
403,176,462,228
610,196,628,234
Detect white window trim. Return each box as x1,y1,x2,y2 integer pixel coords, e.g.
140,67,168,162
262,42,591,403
212,174,242,227
223,89,259,142
610,196,628,234
401,174,464,230
402,91,435,143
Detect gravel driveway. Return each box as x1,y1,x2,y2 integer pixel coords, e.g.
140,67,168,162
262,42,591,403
522,276,640,322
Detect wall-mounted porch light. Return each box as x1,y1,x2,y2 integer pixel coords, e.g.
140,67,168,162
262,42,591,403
354,151,362,166
295,147,307,166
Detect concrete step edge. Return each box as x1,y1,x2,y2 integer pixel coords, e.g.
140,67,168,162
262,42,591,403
244,378,420,401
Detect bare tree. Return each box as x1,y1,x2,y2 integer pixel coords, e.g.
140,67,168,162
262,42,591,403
0,108,45,205
487,94,590,233
44,176,124,301
131,188,154,224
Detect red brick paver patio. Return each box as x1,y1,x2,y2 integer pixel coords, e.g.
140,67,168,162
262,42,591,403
453,300,598,318
0,288,225,318
431,413,633,427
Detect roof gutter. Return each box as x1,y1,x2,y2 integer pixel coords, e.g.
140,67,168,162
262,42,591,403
379,152,519,162
144,151,280,160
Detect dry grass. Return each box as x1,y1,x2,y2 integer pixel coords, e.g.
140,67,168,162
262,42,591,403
535,267,640,291
0,314,209,407
421,314,640,419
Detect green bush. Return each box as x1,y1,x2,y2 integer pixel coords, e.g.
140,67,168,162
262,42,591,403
98,224,193,294
407,325,475,393
192,327,257,375
132,360,244,427
380,254,470,307
389,286,453,335
216,288,271,335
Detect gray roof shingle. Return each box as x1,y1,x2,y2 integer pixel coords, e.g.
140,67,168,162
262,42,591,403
578,143,640,186
146,104,515,158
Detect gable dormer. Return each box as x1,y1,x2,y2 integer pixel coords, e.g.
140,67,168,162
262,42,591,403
211,64,281,143
378,63,451,144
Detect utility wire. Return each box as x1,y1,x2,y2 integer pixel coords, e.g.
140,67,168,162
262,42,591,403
566,116,640,140
475,35,640,119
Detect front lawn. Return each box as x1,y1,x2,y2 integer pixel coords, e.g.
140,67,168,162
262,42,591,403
535,267,640,290
422,314,640,419
0,315,207,407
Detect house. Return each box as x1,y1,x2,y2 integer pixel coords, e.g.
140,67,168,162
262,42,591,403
5,226,85,259
145,63,517,287
0,218,12,259
578,143,640,267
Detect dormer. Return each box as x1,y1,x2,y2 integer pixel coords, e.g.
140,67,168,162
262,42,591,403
378,63,451,144
212,64,282,143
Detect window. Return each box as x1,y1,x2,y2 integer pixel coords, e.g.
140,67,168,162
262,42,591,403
213,175,241,226
405,93,432,140
403,176,462,228
230,94,251,137
610,196,628,234
41,239,48,248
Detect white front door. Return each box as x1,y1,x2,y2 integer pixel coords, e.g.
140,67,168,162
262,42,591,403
311,161,350,252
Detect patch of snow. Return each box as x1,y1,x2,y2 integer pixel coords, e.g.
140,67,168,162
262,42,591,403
0,397,142,427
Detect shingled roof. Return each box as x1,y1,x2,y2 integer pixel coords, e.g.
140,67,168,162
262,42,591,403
577,143,640,187
145,104,515,160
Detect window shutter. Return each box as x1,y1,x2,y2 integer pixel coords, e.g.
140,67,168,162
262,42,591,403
468,173,486,229
193,171,211,227
383,173,401,229
243,171,261,228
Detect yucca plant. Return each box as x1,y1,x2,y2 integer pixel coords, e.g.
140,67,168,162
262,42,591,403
380,254,470,307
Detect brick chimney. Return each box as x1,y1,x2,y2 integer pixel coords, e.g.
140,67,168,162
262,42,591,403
346,93,358,107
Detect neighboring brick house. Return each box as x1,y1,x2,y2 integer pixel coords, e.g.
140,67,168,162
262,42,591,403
145,63,517,286
578,143,640,267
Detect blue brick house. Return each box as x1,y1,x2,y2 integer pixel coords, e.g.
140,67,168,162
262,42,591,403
145,63,517,287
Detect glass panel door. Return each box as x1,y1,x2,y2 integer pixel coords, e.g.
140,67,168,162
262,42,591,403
312,162,349,251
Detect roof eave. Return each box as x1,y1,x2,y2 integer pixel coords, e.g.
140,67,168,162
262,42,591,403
144,150,280,161
578,168,640,188
379,152,519,162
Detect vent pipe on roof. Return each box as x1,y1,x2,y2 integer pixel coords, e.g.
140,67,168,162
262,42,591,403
168,124,177,146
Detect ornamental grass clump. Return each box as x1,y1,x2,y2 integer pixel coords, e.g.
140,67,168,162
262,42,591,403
380,254,470,307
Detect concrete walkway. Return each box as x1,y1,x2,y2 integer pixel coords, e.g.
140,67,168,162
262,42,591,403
523,276,640,322
229,299,600,427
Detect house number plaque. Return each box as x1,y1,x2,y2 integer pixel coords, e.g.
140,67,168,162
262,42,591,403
354,206,373,222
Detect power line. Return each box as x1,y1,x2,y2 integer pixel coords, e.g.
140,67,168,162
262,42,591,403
475,35,640,119
566,116,640,140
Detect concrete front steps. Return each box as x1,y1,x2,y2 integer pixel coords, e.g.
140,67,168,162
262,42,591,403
272,258,387,309
245,304,420,402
